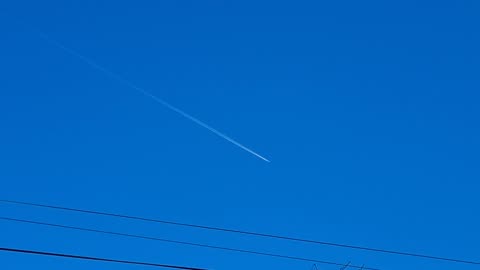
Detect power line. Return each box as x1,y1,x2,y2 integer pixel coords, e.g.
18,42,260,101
0,247,207,270
0,216,375,270
1,199,478,266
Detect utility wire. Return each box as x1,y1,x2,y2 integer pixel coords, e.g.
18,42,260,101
0,247,207,270
1,199,478,266
0,216,375,270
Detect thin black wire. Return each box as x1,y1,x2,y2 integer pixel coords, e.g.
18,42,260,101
0,216,374,270
0,247,207,270
340,261,352,270
2,199,478,265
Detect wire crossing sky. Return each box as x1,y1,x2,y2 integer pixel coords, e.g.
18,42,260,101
0,247,208,270
31,30,270,162
2,199,479,266
0,216,377,270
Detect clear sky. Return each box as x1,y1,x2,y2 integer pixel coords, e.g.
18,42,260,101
0,1,479,270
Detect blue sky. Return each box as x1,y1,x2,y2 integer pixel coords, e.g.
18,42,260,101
0,1,479,269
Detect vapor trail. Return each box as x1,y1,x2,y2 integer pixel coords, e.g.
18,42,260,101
35,32,270,162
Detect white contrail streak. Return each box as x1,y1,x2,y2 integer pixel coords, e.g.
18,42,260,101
35,32,270,162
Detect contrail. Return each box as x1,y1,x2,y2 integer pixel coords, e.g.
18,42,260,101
34,31,270,162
